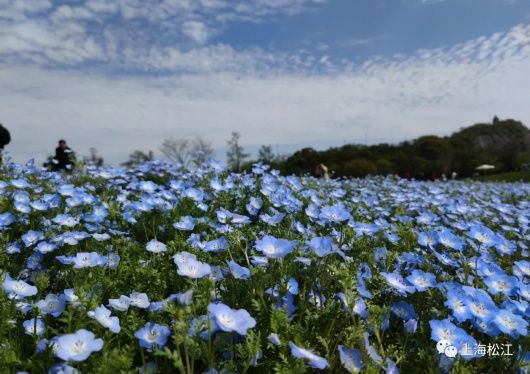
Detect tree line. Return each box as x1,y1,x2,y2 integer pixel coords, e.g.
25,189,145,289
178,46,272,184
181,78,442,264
98,117,530,179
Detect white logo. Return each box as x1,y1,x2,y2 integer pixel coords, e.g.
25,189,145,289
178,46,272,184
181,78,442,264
436,340,458,358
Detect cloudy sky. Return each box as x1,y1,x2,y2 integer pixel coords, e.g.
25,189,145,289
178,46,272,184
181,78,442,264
1,0,530,165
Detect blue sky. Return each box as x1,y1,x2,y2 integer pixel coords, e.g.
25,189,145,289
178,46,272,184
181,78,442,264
1,0,530,164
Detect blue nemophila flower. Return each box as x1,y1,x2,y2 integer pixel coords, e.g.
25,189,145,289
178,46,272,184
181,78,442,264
429,319,468,347
353,299,368,319
380,314,390,331
4,242,21,254
406,270,437,292
493,309,528,338
21,230,45,247
52,214,79,227
63,289,81,307
189,315,219,340
363,332,383,365
35,241,57,254
338,345,363,373
514,260,530,278
165,289,193,306
495,238,516,256
288,342,328,369
227,260,251,280
319,204,351,224
203,237,228,252
468,224,499,248
173,216,196,231
107,252,120,269
72,252,108,268
445,291,472,323
29,200,49,211
135,323,171,350
88,305,121,333
108,295,131,312
92,232,111,241
373,247,387,265
10,178,30,189
246,197,262,216
260,209,285,226
308,236,337,257
287,278,299,295
23,318,45,336
465,289,498,322
145,239,167,253
418,230,439,248
255,235,296,259
473,317,501,337
337,292,350,313
0,212,16,229
55,329,103,362
380,272,416,295
391,301,416,321
13,190,30,204
404,318,418,334
37,294,66,317
176,255,211,279
385,358,399,374
184,187,204,202
416,211,439,225
2,275,38,297
483,273,517,296
130,292,150,308
26,252,43,270
138,181,159,193
268,333,281,346
14,203,31,216
438,230,465,251
208,302,256,335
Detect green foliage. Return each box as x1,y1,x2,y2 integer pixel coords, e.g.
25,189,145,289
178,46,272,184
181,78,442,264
281,118,530,178
226,132,250,172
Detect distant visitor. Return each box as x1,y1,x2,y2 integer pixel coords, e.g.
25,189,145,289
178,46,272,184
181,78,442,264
53,139,74,171
315,162,330,180
0,123,11,164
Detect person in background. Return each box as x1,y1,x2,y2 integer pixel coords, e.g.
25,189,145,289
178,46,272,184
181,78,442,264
53,139,74,171
315,161,330,180
0,123,11,165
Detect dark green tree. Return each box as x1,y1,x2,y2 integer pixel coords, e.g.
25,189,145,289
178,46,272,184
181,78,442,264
122,150,154,168
258,145,276,163
226,132,249,172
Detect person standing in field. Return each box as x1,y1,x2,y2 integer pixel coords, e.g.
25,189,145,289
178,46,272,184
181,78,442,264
315,162,330,180
0,123,11,165
53,139,74,171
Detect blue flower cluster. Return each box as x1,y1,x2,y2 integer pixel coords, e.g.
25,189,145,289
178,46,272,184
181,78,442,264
0,159,529,372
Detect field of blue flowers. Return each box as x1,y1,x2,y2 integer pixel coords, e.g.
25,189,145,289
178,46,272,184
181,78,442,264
1,160,530,373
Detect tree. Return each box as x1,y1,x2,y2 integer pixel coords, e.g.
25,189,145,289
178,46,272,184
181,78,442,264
191,136,214,164
87,147,104,167
258,145,276,163
160,138,191,166
343,158,377,178
160,136,214,167
226,132,249,172
122,150,153,168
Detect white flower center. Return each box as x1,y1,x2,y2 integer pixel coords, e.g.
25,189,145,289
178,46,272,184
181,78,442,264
71,339,87,354
499,315,517,329
146,329,159,342
218,313,235,328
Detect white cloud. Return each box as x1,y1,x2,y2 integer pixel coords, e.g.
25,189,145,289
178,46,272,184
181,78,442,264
1,22,529,165
1,1,529,165
181,20,211,44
